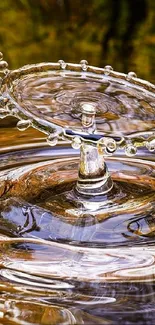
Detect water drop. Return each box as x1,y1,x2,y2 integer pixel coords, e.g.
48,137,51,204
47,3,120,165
0,60,8,69
105,138,117,153
99,137,117,155
17,119,31,131
104,65,113,75
71,136,81,149
81,103,96,128
80,60,88,71
0,96,8,107
47,134,58,146
125,144,137,156
0,52,3,60
126,71,137,81
58,60,67,70
146,136,155,152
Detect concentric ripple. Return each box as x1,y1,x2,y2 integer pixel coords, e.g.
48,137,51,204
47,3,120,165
0,147,154,247
0,141,154,325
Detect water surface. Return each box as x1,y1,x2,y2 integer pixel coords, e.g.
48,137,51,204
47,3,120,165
0,67,154,324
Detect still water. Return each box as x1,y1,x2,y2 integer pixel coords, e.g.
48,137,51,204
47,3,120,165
0,65,155,324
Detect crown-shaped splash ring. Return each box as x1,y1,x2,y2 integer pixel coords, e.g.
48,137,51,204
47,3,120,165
0,52,155,232
0,54,154,157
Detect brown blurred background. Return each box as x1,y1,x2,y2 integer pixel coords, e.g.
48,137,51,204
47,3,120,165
0,0,155,146
0,0,155,81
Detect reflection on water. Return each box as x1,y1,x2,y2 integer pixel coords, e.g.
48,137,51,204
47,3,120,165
0,237,155,324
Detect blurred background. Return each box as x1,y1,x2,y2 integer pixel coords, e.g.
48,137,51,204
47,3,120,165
0,0,155,146
0,0,155,81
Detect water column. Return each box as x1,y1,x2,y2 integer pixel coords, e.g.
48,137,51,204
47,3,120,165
73,103,114,196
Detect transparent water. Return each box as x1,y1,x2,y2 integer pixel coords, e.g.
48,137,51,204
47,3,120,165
0,64,154,324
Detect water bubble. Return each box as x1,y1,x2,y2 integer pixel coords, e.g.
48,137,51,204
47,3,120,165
146,136,155,152
17,119,31,131
80,60,88,71
125,144,137,156
71,136,82,149
0,60,8,69
0,52,3,60
104,65,113,75
58,60,67,70
126,72,137,81
47,134,58,146
81,103,96,128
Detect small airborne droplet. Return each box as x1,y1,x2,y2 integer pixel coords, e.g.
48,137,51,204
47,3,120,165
126,71,137,81
58,60,67,70
105,138,117,153
47,134,58,146
0,60,8,69
146,136,155,152
81,103,96,128
80,60,88,71
104,65,113,76
17,119,31,131
71,136,82,149
125,144,137,157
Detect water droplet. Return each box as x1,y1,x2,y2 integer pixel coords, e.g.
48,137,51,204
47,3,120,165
99,137,117,155
71,136,81,149
58,60,67,69
125,144,137,156
0,96,8,107
81,103,96,128
0,109,9,119
146,136,155,152
47,134,58,146
80,60,88,71
0,60,8,69
17,119,31,131
105,138,117,153
0,52,3,60
104,65,113,75
126,71,137,81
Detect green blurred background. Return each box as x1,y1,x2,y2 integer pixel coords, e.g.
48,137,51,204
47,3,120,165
0,0,155,81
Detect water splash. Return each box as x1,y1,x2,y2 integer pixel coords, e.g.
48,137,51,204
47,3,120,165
0,56,155,324
0,59,154,152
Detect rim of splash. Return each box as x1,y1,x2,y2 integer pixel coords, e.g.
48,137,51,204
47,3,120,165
0,55,155,156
